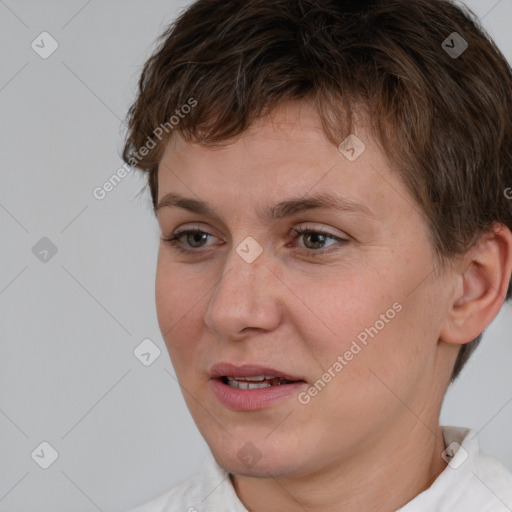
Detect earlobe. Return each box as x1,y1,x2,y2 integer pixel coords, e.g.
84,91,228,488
440,223,512,346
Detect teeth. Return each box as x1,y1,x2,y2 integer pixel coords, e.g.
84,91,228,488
225,377,292,389
226,375,267,381
225,375,286,381
227,380,273,390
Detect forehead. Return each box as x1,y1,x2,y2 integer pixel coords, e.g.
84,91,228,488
156,100,418,229
165,100,362,162
165,103,358,176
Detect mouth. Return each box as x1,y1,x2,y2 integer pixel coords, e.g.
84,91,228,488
209,362,307,410
209,362,307,385
219,375,301,390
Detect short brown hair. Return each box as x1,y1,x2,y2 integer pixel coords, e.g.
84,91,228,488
122,0,512,382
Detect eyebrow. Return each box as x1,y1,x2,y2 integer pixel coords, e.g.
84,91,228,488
156,192,375,221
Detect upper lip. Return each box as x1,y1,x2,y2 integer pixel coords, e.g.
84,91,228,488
209,362,306,382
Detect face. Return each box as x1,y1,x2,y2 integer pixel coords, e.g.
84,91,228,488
155,100,454,479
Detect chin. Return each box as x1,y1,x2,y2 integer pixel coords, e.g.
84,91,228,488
207,437,308,479
214,451,295,478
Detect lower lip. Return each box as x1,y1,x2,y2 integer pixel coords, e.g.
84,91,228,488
210,378,307,410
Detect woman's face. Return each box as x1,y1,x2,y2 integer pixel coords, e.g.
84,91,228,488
154,100,455,478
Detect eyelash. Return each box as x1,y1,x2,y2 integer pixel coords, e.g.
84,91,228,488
161,226,348,258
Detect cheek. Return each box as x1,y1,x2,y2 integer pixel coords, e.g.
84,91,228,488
155,257,202,353
305,306,418,430
308,273,418,384
323,296,434,419
155,259,176,334
320,280,396,344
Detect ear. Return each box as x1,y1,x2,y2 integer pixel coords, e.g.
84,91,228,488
440,223,512,346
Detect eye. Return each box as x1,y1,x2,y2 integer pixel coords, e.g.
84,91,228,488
161,228,219,253
289,225,348,256
161,225,348,256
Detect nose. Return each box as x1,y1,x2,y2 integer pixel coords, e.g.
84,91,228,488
203,244,282,340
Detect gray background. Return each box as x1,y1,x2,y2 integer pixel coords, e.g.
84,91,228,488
0,1,511,511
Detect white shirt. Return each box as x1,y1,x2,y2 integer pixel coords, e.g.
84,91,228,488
126,426,512,512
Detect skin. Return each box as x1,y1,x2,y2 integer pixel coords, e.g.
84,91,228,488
154,99,512,512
